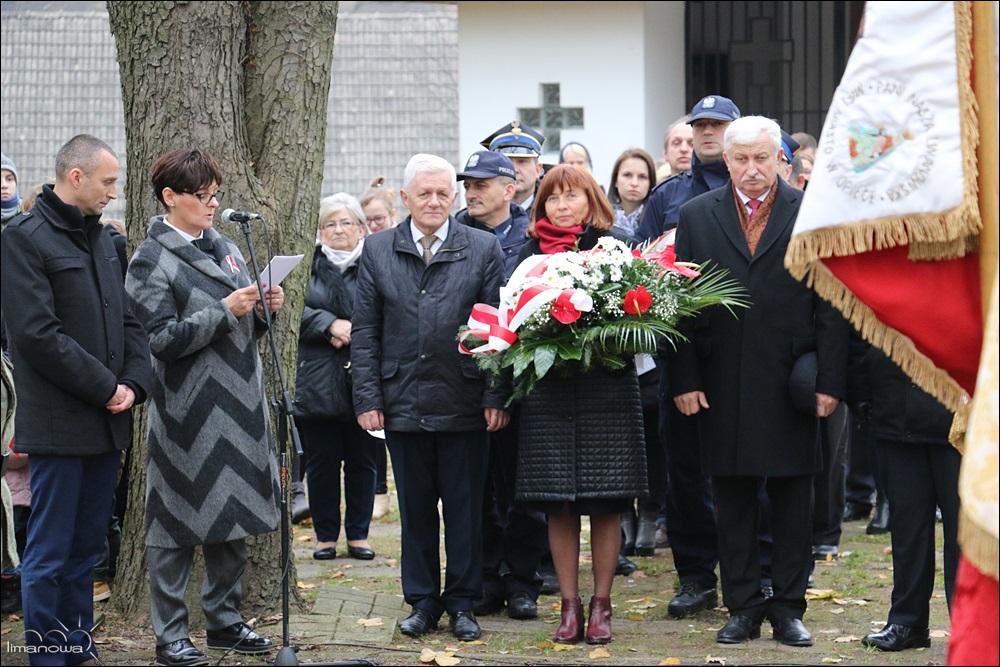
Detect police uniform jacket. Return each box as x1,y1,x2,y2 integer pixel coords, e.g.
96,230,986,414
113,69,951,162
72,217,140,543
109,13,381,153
636,154,731,242
669,180,848,476
0,186,152,456
455,203,530,281
351,218,509,432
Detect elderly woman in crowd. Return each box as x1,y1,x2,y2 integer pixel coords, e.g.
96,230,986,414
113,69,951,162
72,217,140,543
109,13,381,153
515,165,648,646
294,193,379,561
126,148,283,666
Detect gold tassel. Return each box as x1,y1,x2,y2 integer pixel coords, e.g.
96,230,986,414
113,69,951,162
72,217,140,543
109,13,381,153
958,512,999,580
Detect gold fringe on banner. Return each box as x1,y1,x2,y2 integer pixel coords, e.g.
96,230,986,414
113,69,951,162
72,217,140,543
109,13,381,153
785,1,981,272
959,516,999,580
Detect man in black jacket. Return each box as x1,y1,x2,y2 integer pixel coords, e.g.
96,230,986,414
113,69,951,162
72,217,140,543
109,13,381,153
1,134,152,665
671,117,847,647
352,153,510,641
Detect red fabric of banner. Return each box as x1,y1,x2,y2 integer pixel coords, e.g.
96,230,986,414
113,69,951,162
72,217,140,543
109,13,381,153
823,247,982,394
948,557,1000,666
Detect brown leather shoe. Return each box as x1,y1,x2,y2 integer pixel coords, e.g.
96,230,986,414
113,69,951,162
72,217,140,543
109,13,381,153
553,596,584,644
585,596,612,644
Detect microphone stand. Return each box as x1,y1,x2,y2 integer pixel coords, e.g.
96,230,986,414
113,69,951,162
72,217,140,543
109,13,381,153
235,219,376,667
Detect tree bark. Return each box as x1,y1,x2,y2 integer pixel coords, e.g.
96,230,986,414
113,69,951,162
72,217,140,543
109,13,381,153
106,0,337,622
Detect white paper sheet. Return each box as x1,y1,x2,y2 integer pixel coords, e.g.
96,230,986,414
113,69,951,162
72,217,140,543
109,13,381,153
258,254,305,291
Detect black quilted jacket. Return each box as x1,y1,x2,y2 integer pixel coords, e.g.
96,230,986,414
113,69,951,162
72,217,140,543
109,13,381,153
515,365,648,502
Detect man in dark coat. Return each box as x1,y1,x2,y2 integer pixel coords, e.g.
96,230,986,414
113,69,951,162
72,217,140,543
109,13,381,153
0,134,152,665
670,116,847,647
352,153,510,641
454,150,544,620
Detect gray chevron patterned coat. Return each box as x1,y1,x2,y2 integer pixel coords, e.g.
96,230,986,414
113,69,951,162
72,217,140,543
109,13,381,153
125,218,280,548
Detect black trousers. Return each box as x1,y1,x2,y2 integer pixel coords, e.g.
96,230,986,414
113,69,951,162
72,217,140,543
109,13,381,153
299,418,378,543
375,441,388,495
714,474,813,623
387,430,490,618
481,409,546,600
845,404,878,507
879,438,961,627
639,402,667,513
662,399,718,590
813,405,850,546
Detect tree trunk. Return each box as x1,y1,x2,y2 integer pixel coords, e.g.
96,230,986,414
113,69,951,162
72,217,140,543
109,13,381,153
106,0,337,622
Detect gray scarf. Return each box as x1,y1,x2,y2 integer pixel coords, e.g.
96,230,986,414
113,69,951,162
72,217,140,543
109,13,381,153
319,239,364,273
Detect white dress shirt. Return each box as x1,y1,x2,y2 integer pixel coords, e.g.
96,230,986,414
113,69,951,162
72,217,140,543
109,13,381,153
411,219,449,257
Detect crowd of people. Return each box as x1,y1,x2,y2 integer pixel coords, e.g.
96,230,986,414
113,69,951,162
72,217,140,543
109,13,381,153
0,92,959,665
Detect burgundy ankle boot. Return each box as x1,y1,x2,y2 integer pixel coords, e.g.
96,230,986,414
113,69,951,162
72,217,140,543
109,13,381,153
586,596,613,644
553,596,584,644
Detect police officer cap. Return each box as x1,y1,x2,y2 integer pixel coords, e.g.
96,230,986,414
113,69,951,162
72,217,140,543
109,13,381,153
480,120,545,158
688,95,741,123
780,131,800,163
457,151,517,181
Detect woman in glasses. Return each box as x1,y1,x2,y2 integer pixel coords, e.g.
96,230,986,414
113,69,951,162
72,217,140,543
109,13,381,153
125,148,283,666
360,176,398,234
293,193,379,562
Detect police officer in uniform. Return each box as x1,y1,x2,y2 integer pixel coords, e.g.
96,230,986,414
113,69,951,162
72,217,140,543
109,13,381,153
480,121,546,216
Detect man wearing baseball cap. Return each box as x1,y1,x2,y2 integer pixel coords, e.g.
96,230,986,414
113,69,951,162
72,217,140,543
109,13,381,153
480,121,546,216
455,150,544,622
456,151,530,281
634,94,742,624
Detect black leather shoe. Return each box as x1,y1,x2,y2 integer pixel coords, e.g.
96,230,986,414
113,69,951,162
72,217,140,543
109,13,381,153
473,591,504,616
291,485,311,524
615,553,638,576
449,611,482,640
716,615,760,643
620,509,637,556
347,544,376,560
154,638,210,666
862,623,930,651
842,501,873,522
399,608,437,638
668,582,718,618
654,522,669,549
206,621,273,654
506,592,538,620
634,509,658,556
771,617,814,646
867,498,890,535
538,564,560,595
313,547,337,560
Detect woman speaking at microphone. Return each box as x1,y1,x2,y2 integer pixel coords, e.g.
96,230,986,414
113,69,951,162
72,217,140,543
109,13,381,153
125,148,284,666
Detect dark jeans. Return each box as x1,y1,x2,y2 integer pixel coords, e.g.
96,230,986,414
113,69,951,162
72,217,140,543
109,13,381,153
879,438,961,627
386,429,490,618
481,409,546,600
299,417,378,543
21,451,119,666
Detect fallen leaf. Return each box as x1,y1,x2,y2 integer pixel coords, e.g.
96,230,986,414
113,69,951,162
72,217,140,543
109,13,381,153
343,564,354,569
296,534,312,542
806,588,836,600
819,629,841,634
589,646,611,659
625,613,646,621
883,546,893,555
356,617,383,627
829,608,845,615
386,558,398,567
552,643,576,652
705,656,726,665
821,657,843,663
833,635,859,643
463,640,484,645
498,650,509,655
444,646,460,652
435,655,460,667
331,571,346,579
660,658,682,665
632,570,648,579
536,640,554,650
930,630,950,638
626,596,657,604
420,648,437,663
295,581,315,589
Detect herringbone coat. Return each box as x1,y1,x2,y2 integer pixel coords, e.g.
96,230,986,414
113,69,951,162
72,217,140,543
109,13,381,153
126,218,280,548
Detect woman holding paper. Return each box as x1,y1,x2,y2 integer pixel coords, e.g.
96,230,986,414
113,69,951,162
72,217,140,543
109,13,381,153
293,193,379,561
125,148,283,663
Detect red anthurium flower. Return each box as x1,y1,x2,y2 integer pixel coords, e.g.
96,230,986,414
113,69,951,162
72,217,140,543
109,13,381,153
623,285,653,316
631,248,642,258
549,290,583,324
644,244,701,278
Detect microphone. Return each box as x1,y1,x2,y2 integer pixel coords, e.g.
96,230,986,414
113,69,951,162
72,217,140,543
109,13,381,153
221,208,262,224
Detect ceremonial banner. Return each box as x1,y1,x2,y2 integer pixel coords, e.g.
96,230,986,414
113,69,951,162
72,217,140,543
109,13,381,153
785,1,984,416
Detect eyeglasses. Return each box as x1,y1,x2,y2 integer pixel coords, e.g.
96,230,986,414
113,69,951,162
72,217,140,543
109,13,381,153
321,220,362,231
185,190,224,205
366,215,389,226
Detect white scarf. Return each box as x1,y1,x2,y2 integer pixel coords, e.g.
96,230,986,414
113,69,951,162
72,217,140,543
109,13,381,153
319,239,364,273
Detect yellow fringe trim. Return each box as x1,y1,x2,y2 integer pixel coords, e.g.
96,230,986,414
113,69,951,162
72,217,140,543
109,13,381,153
785,1,981,271
959,511,999,580
949,402,970,451
801,263,970,453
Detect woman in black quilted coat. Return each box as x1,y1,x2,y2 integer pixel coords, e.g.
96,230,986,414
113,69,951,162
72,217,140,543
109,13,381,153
293,193,378,562
514,165,648,645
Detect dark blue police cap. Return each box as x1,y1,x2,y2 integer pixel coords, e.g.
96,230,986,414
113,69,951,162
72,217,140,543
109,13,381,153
688,95,741,123
457,151,517,181
480,120,545,158
780,131,800,163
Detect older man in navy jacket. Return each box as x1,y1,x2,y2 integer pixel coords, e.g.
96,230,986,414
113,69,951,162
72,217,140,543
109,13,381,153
352,153,510,642
1,134,152,665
